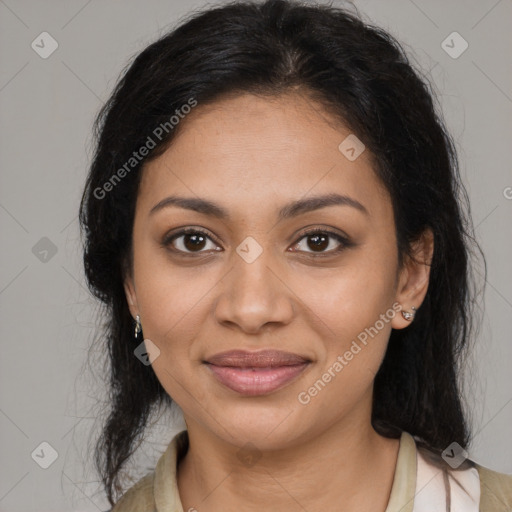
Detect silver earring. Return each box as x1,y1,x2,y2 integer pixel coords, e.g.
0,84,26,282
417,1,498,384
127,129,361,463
401,306,416,321
134,315,142,338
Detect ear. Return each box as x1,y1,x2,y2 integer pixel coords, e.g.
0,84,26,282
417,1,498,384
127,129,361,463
391,228,434,330
123,272,140,320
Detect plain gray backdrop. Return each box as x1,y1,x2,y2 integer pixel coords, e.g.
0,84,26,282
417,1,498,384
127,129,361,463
1,0,511,510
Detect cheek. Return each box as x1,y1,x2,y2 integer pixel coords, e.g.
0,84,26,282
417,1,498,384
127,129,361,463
304,249,398,377
305,250,397,337
132,259,207,404
132,241,210,337
297,277,397,415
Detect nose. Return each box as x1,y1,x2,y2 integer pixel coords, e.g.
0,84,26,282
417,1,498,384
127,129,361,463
213,248,295,334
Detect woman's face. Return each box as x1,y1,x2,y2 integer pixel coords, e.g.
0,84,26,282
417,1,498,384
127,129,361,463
124,91,429,450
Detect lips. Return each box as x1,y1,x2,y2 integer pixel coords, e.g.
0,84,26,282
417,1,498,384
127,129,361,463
205,349,310,367
204,349,311,396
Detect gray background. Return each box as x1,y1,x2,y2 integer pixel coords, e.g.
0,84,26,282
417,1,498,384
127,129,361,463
0,0,511,510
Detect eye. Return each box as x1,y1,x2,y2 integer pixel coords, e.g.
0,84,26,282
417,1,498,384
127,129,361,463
290,229,351,256
162,227,352,257
162,227,221,254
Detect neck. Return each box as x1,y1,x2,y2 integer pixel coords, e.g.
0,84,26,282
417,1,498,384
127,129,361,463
176,415,400,512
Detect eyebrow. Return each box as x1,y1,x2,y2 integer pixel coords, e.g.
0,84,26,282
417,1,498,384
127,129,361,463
149,193,369,221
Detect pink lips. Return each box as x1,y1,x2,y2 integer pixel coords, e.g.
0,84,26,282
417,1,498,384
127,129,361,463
204,349,311,396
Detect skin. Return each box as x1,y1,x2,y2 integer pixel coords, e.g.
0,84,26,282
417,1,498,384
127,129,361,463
124,91,434,512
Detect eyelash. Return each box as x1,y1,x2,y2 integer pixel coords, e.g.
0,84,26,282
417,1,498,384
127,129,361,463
162,227,352,258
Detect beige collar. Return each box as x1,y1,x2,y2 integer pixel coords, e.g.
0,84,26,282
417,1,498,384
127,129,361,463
385,431,417,512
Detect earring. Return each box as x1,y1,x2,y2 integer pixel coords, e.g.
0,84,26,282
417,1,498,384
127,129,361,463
401,306,417,321
134,315,142,339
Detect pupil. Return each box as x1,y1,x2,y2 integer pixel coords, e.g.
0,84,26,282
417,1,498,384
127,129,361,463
185,233,206,251
309,234,328,251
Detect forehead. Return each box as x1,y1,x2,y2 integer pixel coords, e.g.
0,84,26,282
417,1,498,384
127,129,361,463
137,92,390,221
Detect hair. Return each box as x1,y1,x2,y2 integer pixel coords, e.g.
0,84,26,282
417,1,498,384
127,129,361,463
79,0,485,506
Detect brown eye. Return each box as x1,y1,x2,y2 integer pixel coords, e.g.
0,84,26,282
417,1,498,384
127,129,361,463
305,233,330,252
291,229,351,256
182,232,208,251
162,227,352,257
163,228,220,254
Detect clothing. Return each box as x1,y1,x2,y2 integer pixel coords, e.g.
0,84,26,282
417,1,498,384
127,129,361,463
111,429,512,512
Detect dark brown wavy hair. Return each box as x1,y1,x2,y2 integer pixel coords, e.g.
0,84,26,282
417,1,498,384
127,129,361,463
79,0,485,506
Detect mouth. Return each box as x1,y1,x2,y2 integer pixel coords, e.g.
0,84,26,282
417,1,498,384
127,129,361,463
203,349,312,396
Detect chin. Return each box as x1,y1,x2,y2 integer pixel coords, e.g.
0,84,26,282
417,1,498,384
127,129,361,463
207,399,304,449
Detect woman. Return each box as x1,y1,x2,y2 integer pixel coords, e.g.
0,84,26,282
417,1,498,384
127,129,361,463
79,0,512,510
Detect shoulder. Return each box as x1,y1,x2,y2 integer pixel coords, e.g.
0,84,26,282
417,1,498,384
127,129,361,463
109,429,188,512
111,472,156,512
475,463,512,511
413,436,512,511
